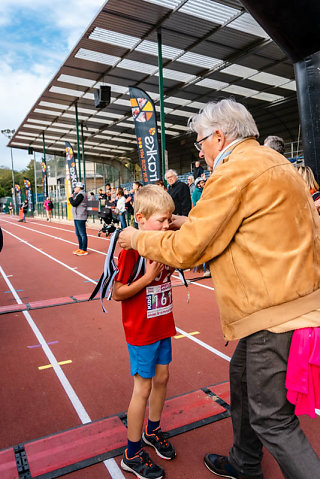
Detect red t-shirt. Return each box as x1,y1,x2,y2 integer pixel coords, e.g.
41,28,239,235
115,249,176,346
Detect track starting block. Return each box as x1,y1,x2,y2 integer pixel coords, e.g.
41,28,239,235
0,382,230,479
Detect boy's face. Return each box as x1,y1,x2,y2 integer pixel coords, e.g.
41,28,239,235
137,210,172,231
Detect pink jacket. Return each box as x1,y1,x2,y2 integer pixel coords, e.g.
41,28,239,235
286,327,320,418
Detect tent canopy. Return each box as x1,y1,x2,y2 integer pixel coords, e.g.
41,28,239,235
9,0,298,167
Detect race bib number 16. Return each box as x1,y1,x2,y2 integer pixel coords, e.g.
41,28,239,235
146,281,173,318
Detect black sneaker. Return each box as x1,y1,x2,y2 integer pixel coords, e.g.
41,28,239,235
204,454,263,479
142,426,176,460
121,449,164,479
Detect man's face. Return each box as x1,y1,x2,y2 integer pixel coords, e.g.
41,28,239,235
74,187,81,194
188,177,194,184
138,211,172,231
195,161,200,167
198,130,224,169
166,173,177,186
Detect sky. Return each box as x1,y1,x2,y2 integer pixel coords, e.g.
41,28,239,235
0,0,106,171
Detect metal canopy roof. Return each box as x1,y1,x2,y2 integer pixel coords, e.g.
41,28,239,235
9,0,299,166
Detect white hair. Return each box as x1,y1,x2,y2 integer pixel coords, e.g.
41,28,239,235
189,98,259,140
165,169,178,179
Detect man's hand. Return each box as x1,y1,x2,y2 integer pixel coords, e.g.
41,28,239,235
169,214,188,230
118,226,136,249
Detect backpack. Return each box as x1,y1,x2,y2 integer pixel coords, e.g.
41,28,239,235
48,200,54,209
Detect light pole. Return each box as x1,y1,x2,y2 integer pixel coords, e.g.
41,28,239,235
1,128,16,213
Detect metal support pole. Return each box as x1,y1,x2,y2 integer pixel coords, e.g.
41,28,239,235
157,28,166,181
75,103,82,181
81,122,86,190
42,132,48,198
33,151,38,206
10,147,16,213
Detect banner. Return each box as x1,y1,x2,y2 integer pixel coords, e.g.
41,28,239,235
65,142,78,192
15,184,21,207
65,141,78,220
41,158,48,198
24,177,33,211
129,87,161,184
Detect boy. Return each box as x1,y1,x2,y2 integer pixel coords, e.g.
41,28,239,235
113,185,176,479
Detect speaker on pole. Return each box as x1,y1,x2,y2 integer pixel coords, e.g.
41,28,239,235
94,85,111,109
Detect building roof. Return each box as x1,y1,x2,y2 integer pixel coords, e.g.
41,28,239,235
9,0,298,165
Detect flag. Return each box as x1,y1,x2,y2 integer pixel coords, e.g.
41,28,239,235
65,141,78,220
24,177,33,211
129,87,161,184
41,158,48,198
15,183,21,207
65,142,78,193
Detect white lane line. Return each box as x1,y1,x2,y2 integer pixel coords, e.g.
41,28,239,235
0,219,106,256
2,228,97,284
28,220,106,240
172,274,214,291
176,327,231,362
0,265,125,478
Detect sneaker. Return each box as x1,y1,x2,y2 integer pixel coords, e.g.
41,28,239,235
73,249,81,255
203,270,211,278
142,426,176,460
76,250,88,256
121,449,164,479
204,454,263,479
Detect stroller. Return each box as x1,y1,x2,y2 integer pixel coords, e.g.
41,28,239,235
98,207,120,237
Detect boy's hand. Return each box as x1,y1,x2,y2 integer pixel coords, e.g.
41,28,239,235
118,226,136,249
145,259,164,283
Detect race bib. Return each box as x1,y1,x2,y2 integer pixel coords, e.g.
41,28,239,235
146,281,173,318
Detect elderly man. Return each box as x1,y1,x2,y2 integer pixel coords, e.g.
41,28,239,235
165,169,191,216
187,175,196,195
119,98,320,479
69,181,88,256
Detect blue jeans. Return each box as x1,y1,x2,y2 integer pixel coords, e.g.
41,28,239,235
74,220,87,251
119,212,127,229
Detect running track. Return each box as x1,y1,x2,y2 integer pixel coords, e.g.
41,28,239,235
0,215,319,478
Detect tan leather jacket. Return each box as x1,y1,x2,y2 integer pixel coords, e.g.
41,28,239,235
131,139,320,340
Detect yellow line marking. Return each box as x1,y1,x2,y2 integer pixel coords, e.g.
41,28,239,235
38,360,72,370
174,331,200,339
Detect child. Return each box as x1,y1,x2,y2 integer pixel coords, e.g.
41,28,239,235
113,185,176,479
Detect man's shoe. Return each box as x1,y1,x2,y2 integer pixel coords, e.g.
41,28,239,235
203,270,211,277
121,449,164,479
76,250,88,256
204,454,263,479
73,249,81,255
142,426,176,460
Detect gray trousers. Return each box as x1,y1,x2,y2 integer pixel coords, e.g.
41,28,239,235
228,330,320,479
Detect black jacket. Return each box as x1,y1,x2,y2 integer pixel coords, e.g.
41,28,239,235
168,180,191,216
193,165,204,179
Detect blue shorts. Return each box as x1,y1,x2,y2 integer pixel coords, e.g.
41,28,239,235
127,338,172,378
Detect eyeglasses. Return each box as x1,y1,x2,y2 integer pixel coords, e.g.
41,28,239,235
194,132,213,151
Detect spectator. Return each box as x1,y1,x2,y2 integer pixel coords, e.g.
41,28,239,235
165,169,191,216
22,199,28,222
296,165,319,195
124,188,134,225
193,160,204,179
264,135,285,155
44,197,54,222
69,181,88,256
117,187,127,229
155,179,166,189
187,175,195,195
89,192,96,200
296,165,320,214
119,98,320,479
192,177,206,207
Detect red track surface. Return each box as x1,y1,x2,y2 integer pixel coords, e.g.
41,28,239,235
0,215,319,478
